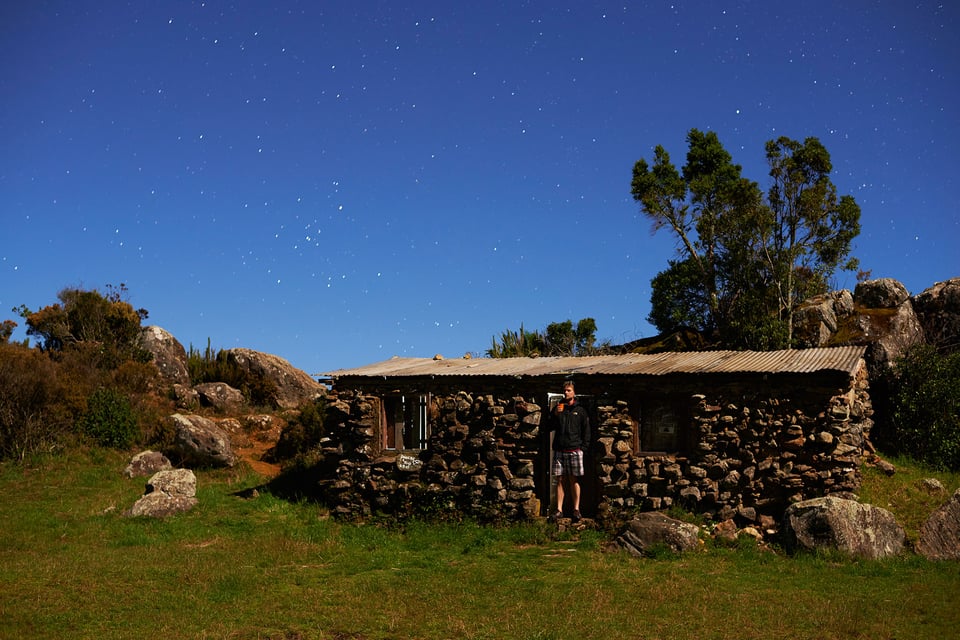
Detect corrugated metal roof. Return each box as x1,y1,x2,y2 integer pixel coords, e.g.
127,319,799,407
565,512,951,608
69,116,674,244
319,346,867,379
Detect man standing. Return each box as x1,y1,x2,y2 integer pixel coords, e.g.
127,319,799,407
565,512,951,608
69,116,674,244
549,380,590,522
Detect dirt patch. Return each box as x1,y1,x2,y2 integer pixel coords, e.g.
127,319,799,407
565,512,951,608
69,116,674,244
220,415,284,478
235,437,281,478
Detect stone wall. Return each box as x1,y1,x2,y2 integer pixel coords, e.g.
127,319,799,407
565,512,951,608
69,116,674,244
312,369,872,530
593,365,872,529
314,389,543,521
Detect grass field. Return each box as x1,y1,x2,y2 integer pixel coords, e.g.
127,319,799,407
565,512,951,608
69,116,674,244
1,448,958,640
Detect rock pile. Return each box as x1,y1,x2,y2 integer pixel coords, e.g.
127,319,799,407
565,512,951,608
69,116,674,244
137,326,326,411
794,276,960,376
124,468,198,518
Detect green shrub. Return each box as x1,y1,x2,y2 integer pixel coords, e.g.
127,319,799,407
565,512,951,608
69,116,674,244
187,339,278,408
887,345,960,471
79,387,139,449
187,339,233,385
269,399,326,462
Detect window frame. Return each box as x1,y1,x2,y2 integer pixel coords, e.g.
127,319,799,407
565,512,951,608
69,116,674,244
638,396,691,455
382,393,431,451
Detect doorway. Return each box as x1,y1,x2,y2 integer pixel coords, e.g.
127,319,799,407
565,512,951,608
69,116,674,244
536,392,598,517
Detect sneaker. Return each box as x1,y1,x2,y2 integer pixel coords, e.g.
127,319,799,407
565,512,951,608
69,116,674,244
572,510,582,523
548,511,563,523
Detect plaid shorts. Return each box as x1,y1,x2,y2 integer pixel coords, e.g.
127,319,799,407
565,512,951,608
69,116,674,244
552,449,584,477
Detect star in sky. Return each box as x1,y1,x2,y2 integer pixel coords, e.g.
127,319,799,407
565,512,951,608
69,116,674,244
1,1,957,373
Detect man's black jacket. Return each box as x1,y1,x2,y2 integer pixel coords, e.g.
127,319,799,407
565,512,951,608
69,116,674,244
549,401,590,451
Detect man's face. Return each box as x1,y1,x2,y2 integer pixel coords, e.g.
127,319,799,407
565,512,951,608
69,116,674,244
563,384,575,401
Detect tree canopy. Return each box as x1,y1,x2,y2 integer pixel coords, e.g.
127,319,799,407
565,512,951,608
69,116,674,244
15,283,151,367
632,129,861,349
487,318,604,357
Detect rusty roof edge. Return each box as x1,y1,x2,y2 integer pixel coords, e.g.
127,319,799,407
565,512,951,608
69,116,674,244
316,346,868,379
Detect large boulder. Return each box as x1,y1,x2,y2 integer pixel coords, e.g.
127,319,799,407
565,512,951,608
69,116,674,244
146,467,197,497
912,277,960,352
782,496,905,559
616,512,701,556
854,278,911,309
225,348,326,409
793,279,927,374
916,487,960,561
172,383,200,409
855,303,925,375
195,382,245,412
794,290,854,348
124,468,198,518
139,325,190,386
845,279,925,375
166,413,238,468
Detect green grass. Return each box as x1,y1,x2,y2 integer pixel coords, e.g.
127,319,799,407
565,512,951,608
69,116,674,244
859,454,960,545
1,449,958,640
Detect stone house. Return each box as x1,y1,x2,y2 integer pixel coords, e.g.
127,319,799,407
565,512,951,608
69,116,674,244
316,346,872,529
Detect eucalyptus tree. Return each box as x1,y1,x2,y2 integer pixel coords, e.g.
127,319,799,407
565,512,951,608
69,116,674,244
762,136,861,343
632,129,763,341
632,129,860,349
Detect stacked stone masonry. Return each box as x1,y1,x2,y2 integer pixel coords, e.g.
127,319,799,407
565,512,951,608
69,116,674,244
314,369,872,530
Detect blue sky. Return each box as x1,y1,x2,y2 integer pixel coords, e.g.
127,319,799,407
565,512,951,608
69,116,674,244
2,1,958,374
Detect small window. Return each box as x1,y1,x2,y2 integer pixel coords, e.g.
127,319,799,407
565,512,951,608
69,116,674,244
383,394,430,451
640,402,685,453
